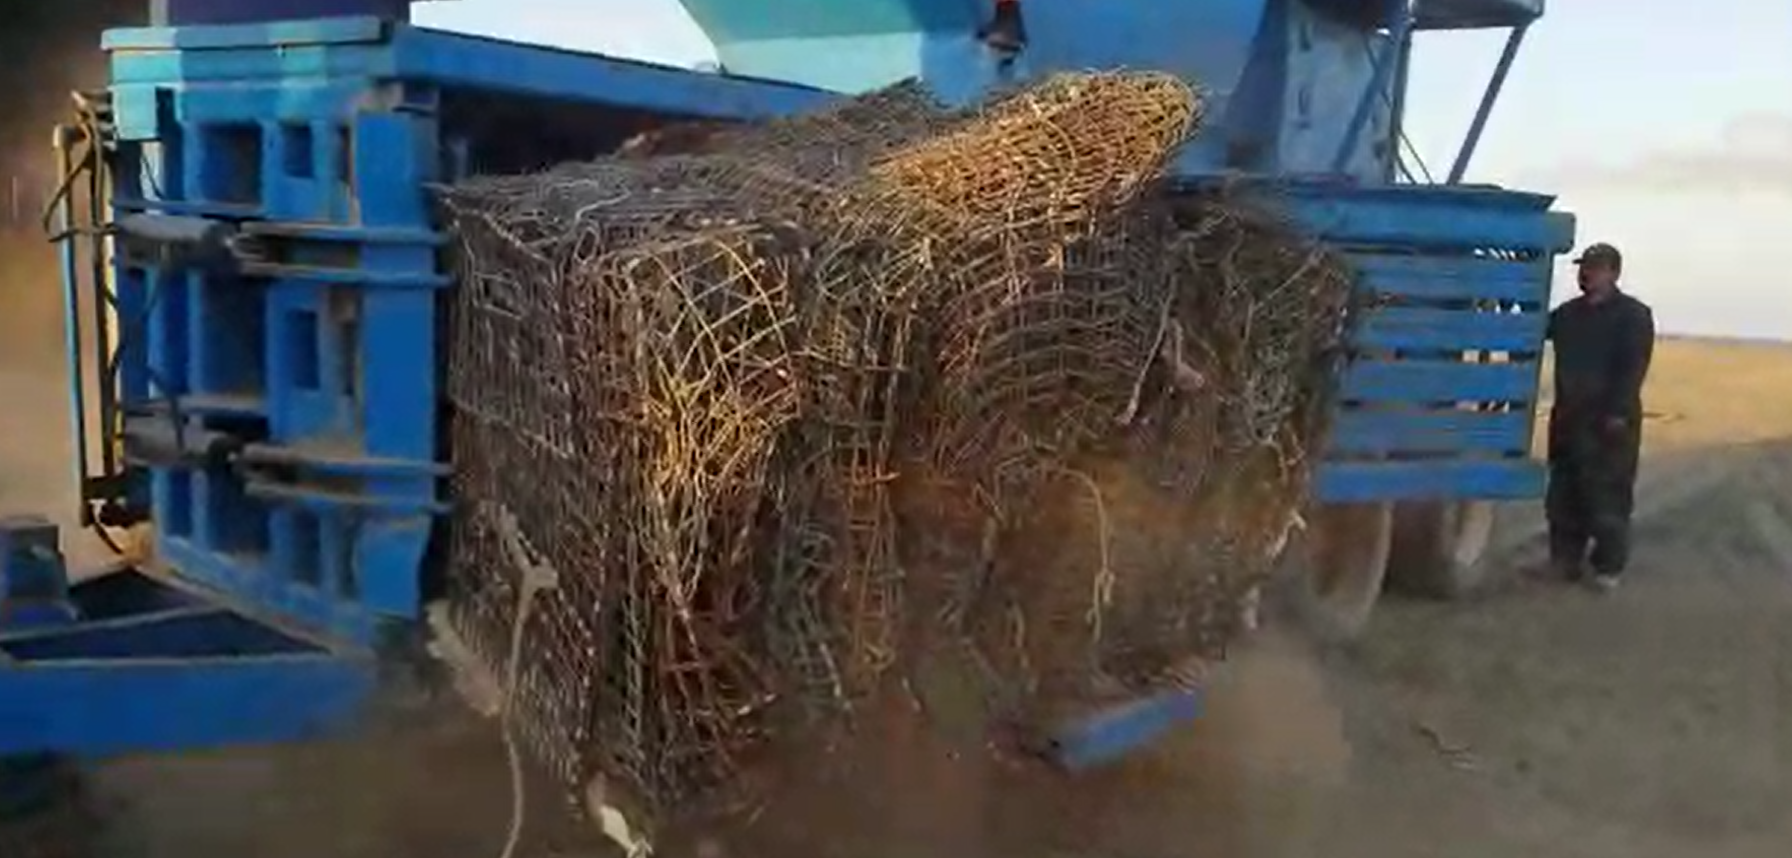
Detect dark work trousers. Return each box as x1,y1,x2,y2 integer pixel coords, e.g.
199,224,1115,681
1546,412,1642,576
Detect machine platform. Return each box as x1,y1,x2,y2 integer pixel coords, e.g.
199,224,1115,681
0,517,374,757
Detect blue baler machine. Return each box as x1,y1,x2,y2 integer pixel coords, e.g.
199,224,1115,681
0,0,1572,820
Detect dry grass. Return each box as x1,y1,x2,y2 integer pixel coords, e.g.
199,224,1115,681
1635,337,1792,451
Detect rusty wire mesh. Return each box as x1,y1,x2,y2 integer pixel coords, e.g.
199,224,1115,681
436,71,1356,832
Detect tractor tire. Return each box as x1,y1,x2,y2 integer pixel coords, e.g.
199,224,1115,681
1285,502,1394,643
0,756,71,820
1386,500,1497,599
0,755,92,858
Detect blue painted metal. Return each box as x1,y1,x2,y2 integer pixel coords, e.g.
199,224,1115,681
1270,183,1575,252
87,17,833,655
1,519,374,758
1342,361,1535,403
1355,307,1547,351
0,651,374,756
1047,689,1205,772
0,556,376,756
1387,22,1415,181
153,0,408,26
1414,0,1545,30
1241,178,1572,502
0,519,77,631
673,0,1397,176
1350,256,1553,303
1317,460,1543,502
103,20,830,124
1328,410,1532,457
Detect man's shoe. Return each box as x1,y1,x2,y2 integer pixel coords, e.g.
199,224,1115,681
1589,574,1621,593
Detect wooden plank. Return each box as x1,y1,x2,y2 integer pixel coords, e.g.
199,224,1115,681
1326,409,1533,456
1353,306,1547,352
1348,255,1553,303
1339,360,1536,403
1315,459,1543,503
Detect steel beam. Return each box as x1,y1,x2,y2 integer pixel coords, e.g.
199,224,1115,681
150,0,409,25
1448,24,1528,184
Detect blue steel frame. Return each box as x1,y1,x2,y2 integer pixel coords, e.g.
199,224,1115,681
2,17,830,759
1274,182,1574,502
5,3,1572,767
100,17,829,655
0,515,373,757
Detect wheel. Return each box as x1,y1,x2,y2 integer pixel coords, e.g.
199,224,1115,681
0,756,71,819
1386,500,1496,599
0,755,93,858
1283,502,1394,643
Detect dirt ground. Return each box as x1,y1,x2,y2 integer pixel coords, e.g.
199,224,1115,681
1,226,1788,857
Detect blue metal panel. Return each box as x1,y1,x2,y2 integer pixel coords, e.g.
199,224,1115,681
93,18,840,652
1351,255,1552,303
1316,459,1543,502
159,533,377,644
1415,0,1545,30
663,0,1550,180
0,655,374,756
1331,7,1412,174
2,525,374,758
388,27,834,118
678,0,976,41
0,519,76,630
1340,360,1536,403
152,0,408,26
1355,307,1546,352
1328,410,1532,457
103,16,386,50
1260,179,1573,503
105,36,434,648
2,607,308,661
1046,689,1205,772
1276,185,1575,253
670,0,1269,170
107,21,831,122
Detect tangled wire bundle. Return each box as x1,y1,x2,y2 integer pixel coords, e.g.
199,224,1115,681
437,71,1356,831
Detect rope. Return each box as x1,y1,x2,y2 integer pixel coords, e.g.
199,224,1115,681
490,505,559,858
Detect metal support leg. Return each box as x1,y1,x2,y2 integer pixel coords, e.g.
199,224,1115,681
50,128,93,528
1,519,78,825
1387,26,1415,181
1448,24,1528,184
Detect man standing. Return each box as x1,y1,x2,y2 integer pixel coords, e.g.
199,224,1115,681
1545,242,1655,591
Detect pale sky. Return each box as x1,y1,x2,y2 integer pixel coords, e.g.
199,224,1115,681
413,0,1792,341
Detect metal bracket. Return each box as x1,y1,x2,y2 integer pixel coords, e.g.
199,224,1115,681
120,412,451,516
0,518,76,631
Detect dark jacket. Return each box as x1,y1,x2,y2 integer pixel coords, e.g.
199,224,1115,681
1546,290,1655,423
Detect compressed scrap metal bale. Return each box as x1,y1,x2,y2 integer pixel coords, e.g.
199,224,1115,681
436,71,1356,837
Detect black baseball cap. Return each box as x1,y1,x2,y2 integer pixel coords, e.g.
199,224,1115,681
1573,242,1622,268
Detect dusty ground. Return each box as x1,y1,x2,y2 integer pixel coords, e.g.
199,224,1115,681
2,225,1788,858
